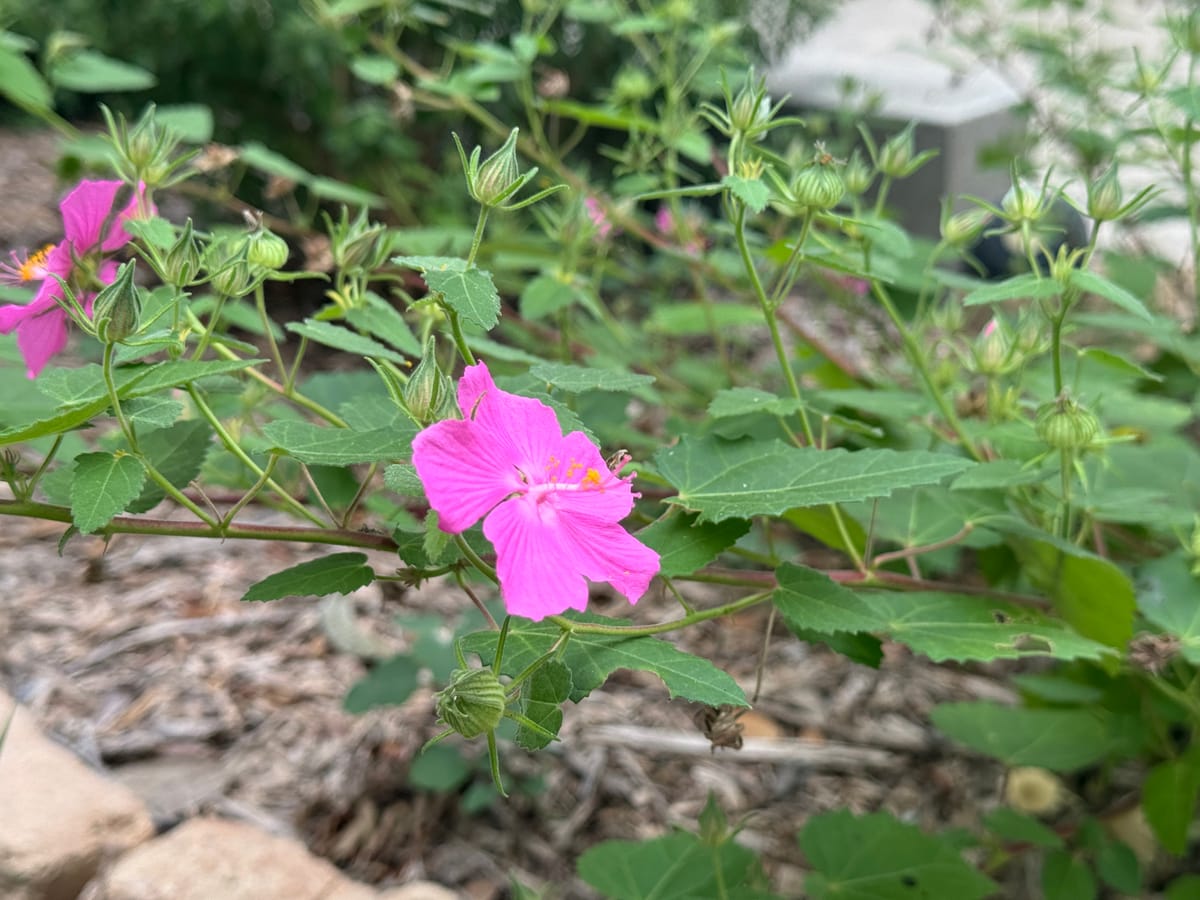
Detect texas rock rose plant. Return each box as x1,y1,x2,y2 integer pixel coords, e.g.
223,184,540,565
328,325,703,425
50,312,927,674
2,0,1200,894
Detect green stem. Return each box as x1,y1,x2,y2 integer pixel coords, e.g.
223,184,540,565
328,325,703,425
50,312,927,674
186,385,324,526
466,206,490,269
447,310,477,366
254,284,289,383
455,533,498,584
547,590,772,638
190,293,227,361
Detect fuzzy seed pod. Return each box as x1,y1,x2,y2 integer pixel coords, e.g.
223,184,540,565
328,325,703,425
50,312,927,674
435,668,507,739
1036,397,1100,450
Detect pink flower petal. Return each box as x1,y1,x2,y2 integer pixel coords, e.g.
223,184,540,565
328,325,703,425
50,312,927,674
15,307,69,379
59,180,126,253
412,418,525,533
555,511,660,604
538,430,636,522
483,496,592,619
457,362,564,475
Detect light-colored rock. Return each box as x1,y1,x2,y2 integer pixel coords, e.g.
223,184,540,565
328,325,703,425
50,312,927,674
93,817,379,900
0,692,155,900
378,883,461,900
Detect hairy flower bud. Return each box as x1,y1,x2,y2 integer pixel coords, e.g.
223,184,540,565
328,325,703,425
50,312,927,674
1087,165,1124,222
878,123,918,178
1036,395,1100,450
473,128,523,207
791,147,845,212
403,338,454,425
206,236,255,298
842,149,874,197
941,207,991,247
92,260,142,343
245,228,290,271
163,218,202,287
435,668,507,739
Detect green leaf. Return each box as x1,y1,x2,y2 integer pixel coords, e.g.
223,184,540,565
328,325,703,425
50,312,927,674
461,617,747,707
50,49,156,92
1069,269,1152,321
349,53,399,84
393,256,500,330
951,459,1053,490
657,437,973,522
239,141,310,182
69,452,147,534
241,552,375,601
577,831,765,900
800,810,997,900
1142,748,1200,856
520,274,579,319
343,654,420,713
517,661,572,750
344,293,422,356
645,302,762,335
722,174,770,213
124,358,267,397
1022,542,1135,648
125,419,211,513
0,397,111,446
1041,849,1097,900
286,320,409,364
384,463,426,499
931,702,1135,772
528,362,655,394
308,176,384,208
1137,554,1200,663
637,512,751,578
1095,838,1141,894
982,808,1064,849
708,387,804,419
0,44,52,114
409,743,473,792
772,566,1113,663
155,104,214,142
1167,875,1200,900
962,273,1060,306
261,420,412,465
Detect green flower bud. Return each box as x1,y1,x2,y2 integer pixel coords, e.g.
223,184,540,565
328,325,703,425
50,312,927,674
1087,165,1124,222
878,123,917,178
1036,395,1100,450
842,149,874,197
941,207,992,247
326,207,389,272
206,236,255,298
403,338,454,425
473,128,523,207
245,228,290,271
92,260,142,343
163,218,202,287
1001,180,1050,227
791,148,845,212
613,68,654,103
972,318,1013,376
435,668,507,739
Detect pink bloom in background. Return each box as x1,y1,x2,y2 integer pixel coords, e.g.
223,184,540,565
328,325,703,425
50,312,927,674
0,180,146,378
584,196,613,239
411,362,660,621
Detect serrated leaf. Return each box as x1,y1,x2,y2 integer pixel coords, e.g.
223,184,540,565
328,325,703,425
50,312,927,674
261,420,413,465
155,104,213,142
122,396,183,431
520,274,579,319
343,654,420,713
125,358,266,397
772,565,1113,663
50,50,156,92
286,319,409,364
1143,747,1200,856
384,463,426,499
962,273,1060,306
308,176,384,208
951,459,1053,490
1137,554,1200,663
461,616,747,706
637,512,750,577
645,302,761,335
242,552,374,601
69,452,147,534
240,141,310,182
528,362,655,394
800,810,997,900
0,397,111,446
349,53,400,84
983,808,1064,849
656,437,974,522
708,387,803,419
344,293,422,356
1070,269,1152,320
126,419,212,513
931,702,1136,772
722,174,770,212
518,660,571,750
1021,542,1135,648
394,255,500,330
577,831,765,900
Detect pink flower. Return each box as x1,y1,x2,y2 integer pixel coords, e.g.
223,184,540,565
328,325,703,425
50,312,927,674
411,362,660,621
0,180,147,378
584,196,613,239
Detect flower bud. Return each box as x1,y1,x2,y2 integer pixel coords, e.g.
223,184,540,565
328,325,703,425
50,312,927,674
245,228,290,271
435,667,507,739
878,123,918,178
403,338,454,425
473,128,523,207
842,149,874,197
1087,165,1124,222
92,260,142,343
163,218,202,287
327,207,389,272
729,81,770,136
613,68,654,103
205,236,255,298
1036,395,1100,450
972,317,1012,376
791,147,845,212
941,207,992,247
1001,180,1050,227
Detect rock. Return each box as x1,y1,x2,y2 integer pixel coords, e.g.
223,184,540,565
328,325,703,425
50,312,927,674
0,692,155,900
378,884,461,900
92,817,380,900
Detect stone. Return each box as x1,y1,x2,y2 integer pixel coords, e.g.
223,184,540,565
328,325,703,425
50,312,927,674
92,817,380,900
0,692,155,900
